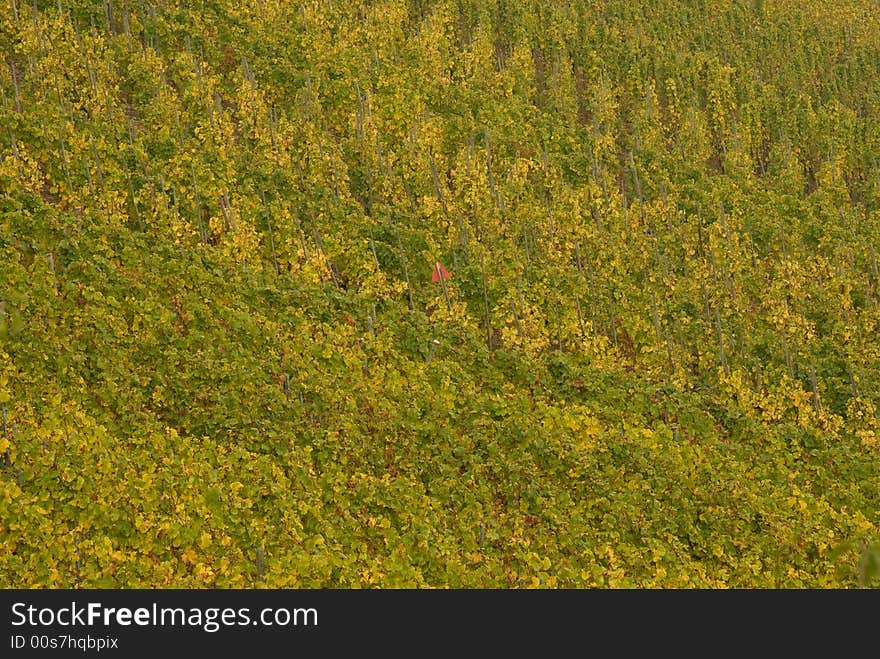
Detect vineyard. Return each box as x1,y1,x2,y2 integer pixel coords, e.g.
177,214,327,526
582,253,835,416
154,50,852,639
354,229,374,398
1,0,879,587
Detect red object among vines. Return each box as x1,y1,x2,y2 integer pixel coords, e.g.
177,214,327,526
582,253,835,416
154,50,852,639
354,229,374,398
432,262,451,282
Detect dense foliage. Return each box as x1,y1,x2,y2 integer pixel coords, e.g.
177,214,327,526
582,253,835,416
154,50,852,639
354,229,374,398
1,0,878,587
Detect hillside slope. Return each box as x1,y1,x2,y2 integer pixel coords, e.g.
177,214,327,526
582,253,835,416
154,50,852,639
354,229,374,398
1,0,878,587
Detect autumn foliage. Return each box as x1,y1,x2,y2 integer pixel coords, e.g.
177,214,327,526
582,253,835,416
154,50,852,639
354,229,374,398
0,0,878,587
